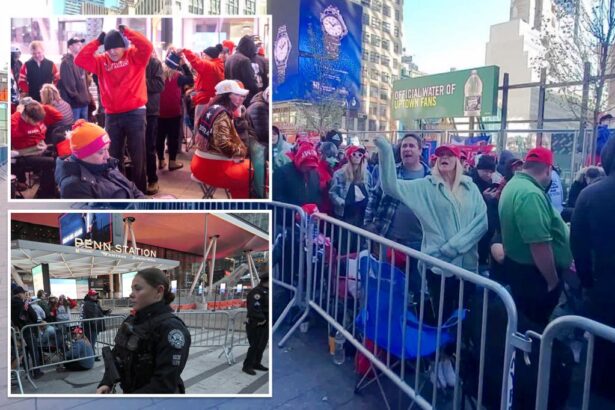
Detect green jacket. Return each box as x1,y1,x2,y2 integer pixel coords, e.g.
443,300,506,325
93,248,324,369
375,137,487,273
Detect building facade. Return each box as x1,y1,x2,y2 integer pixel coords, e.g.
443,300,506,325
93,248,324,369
134,0,264,15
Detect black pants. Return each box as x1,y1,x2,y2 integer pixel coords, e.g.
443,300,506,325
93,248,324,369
145,114,159,184
15,155,56,198
243,322,268,369
105,109,147,193
504,257,562,330
157,116,181,162
425,269,474,327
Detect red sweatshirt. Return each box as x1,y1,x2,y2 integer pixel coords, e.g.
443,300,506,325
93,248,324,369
182,49,224,106
43,104,63,126
75,28,153,114
11,111,47,150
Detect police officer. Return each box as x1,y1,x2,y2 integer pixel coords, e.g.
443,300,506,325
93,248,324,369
97,268,191,394
242,272,269,375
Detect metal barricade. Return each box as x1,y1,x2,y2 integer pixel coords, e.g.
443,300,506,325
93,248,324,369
535,315,615,410
299,213,525,410
19,315,126,379
10,327,26,394
175,310,234,364
227,309,250,363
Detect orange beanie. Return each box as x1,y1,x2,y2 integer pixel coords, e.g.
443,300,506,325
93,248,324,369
70,119,110,159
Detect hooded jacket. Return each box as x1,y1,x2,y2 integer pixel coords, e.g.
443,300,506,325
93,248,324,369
246,90,269,144
225,36,268,105
571,137,615,292
55,156,146,199
182,49,224,106
75,28,153,114
59,53,90,108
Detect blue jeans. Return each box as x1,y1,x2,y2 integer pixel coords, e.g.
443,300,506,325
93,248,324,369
72,106,88,121
105,109,147,193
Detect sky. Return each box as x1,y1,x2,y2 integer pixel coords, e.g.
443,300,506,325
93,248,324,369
403,0,510,74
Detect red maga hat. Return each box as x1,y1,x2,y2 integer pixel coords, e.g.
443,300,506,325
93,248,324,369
434,145,461,158
525,147,553,166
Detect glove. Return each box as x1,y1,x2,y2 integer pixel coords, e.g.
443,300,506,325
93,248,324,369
97,32,106,44
118,24,126,33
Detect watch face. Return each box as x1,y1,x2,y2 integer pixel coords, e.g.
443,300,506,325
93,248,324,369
322,15,344,37
275,37,289,61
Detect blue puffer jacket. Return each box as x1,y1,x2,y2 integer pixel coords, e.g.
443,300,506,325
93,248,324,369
55,156,146,199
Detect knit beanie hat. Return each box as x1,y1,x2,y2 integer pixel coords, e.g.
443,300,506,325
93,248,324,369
325,130,343,148
476,154,497,171
69,120,111,159
104,29,128,51
204,44,223,59
165,51,181,70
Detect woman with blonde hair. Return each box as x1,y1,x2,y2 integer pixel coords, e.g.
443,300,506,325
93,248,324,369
40,83,73,128
329,145,373,226
374,137,487,313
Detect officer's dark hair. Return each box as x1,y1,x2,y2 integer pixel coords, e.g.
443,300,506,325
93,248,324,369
136,268,175,305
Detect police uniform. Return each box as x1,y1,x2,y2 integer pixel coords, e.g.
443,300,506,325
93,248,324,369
99,301,191,393
243,275,269,374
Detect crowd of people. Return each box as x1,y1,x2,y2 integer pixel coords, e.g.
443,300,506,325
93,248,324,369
10,25,270,199
10,286,106,379
273,128,615,403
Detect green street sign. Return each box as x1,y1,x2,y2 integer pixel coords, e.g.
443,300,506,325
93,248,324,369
392,65,500,124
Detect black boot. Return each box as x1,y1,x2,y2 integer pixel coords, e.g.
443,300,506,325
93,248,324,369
242,367,256,375
254,364,269,371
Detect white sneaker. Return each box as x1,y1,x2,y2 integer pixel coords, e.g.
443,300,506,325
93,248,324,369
442,358,457,388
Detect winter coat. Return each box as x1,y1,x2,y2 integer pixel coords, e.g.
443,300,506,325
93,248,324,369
272,162,323,209
246,90,269,144
145,56,165,116
75,28,152,114
329,167,373,218
59,53,90,108
375,137,488,273
55,156,146,199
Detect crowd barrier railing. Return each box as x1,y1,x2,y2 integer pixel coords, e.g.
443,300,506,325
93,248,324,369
18,315,126,385
534,315,615,410
175,310,235,364
10,327,26,394
298,212,528,410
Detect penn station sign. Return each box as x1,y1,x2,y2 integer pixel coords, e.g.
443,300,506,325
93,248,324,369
74,238,157,258
392,66,500,125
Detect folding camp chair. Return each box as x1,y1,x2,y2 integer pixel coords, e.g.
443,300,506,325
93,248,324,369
354,255,465,409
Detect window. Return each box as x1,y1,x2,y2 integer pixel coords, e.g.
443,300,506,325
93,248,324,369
210,0,220,13
362,50,369,61
380,91,389,101
363,33,370,43
393,59,399,69
245,0,256,14
372,0,382,12
227,0,238,14
394,43,400,54
370,52,379,63
361,0,371,6
382,21,390,33
395,9,400,21
371,35,380,46
394,25,400,37
369,119,377,131
372,17,380,30
370,106,378,116
381,55,390,66
363,13,370,25
382,39,390,50
370,87,379,97
383,5,391,17
371,68,380,79
382,72,390,83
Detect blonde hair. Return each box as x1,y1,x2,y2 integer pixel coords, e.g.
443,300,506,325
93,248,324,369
40,83,61,104
342,158,367,184
29,41,44,52
431,156,465,202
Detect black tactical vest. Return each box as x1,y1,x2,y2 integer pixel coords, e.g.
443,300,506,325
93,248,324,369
25,58,54,102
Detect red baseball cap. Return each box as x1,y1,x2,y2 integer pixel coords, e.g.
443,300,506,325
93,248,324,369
87,289,99,296
345,145,366,160
293,144,319,169
525,147,553,166
435,145,461,158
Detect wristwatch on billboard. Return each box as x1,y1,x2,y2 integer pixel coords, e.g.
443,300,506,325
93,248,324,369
320,5,348,59
274,25,292,83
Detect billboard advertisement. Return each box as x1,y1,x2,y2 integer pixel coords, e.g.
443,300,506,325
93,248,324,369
270,0,362,110
392,66,500,125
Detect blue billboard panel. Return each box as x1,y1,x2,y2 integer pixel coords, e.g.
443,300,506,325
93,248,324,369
271,0,362,110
